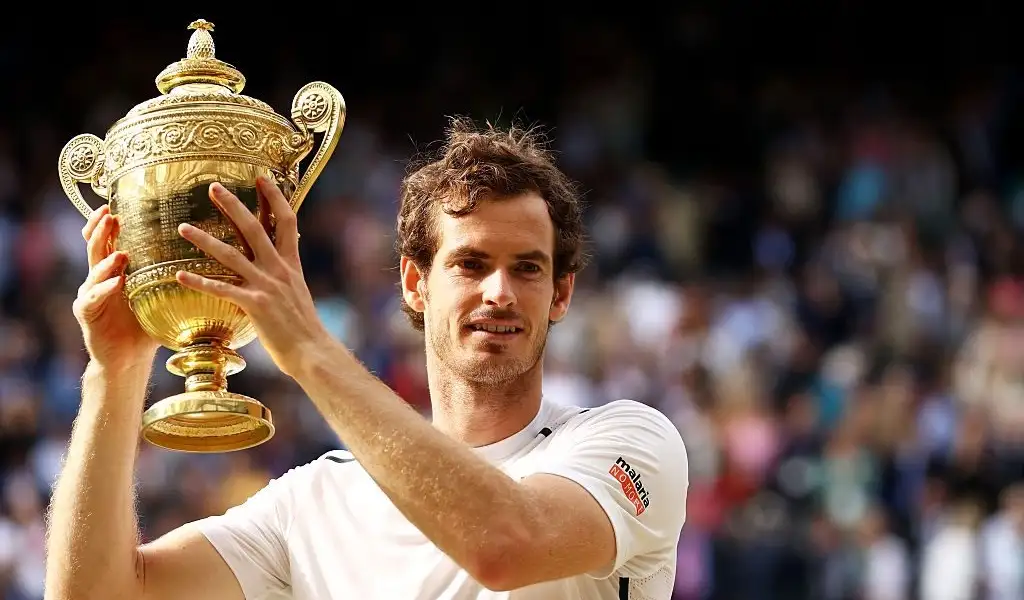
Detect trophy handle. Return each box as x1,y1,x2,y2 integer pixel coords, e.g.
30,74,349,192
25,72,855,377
58,134,109,219
288,82,346,213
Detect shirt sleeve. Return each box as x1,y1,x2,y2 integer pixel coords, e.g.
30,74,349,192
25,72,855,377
194,464,311,600
533,400,689,579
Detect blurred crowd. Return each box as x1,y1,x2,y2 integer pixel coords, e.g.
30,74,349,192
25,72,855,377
2,11,1024,600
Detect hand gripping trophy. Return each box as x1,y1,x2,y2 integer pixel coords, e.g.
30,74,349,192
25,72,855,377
57,19,346,453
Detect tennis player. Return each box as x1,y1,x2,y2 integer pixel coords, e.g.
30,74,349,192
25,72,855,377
45,119,689,599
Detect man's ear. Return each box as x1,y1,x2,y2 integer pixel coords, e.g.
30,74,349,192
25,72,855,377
401,256,427,313
549,272,575,323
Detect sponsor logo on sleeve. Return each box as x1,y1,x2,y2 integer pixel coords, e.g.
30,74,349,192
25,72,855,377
609,456,650,516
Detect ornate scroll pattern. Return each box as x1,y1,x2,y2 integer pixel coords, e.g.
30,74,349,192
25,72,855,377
103,116,312,181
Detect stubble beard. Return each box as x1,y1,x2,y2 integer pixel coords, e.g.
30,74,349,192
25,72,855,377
428,319,548,385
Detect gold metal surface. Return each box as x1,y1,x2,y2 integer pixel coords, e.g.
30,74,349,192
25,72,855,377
57,19,346,452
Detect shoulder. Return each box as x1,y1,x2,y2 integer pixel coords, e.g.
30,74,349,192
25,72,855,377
546,399,688,485
531,400,689,570
577,399,677,423
254,449,363,499
567,400,684,447
223,449,364,520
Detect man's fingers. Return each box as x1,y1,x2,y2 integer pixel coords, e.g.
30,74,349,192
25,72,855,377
209,182,278,264
175,270,251,306
82,204,110,241
86,251,127,289
73,276,124,321
87,214,114,267
88,275,123,301
258,176,300,260
178,222,266,284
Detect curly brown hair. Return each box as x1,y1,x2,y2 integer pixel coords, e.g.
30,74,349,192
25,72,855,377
396,117,588,331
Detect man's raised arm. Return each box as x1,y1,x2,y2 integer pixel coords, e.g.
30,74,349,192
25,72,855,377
44,206,246,600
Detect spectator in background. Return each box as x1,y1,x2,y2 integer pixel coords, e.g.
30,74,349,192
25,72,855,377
920,499,984,600
980,483,1024,600
857,504,910,600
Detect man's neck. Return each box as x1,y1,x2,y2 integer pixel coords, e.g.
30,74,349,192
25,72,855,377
426,360,544,448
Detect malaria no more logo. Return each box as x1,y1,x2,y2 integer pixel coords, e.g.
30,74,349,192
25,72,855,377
609,456,651,516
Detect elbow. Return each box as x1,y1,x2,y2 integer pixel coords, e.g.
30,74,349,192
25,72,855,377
467,518,535,592
470,547,523,592
471,551,517,592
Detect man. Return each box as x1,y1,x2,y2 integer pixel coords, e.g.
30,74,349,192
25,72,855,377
44,119,689,599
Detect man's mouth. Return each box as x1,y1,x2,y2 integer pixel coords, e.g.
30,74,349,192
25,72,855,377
468,324,522,334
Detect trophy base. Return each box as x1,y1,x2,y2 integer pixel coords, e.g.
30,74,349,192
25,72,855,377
140,391,274,453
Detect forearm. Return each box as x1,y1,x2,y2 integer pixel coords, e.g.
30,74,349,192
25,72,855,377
45,357,155,600
294,341,529,574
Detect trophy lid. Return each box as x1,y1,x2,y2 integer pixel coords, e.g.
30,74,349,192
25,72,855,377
123,19,275,118
155,19,245,94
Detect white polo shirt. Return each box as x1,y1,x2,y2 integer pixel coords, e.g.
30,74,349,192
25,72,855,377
196,398,689,599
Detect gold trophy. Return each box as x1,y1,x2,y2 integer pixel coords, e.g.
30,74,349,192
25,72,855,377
57,19,346,453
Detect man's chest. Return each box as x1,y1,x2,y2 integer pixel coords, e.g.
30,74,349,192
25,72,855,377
280,453,575,600
284,524,592,600
283,467,476,597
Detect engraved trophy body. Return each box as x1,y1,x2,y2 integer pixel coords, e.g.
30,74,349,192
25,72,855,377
57,20,346,453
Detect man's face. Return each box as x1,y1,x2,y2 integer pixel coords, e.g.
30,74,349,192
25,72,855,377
402,192,574,383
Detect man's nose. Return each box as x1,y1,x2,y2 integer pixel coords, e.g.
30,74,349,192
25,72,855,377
481,269,516,307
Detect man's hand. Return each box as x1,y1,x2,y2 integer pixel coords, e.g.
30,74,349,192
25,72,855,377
73,204,160,370
176,177,329,378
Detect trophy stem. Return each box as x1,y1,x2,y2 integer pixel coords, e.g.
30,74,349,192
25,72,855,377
139,341,274,453
167,340,244,393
